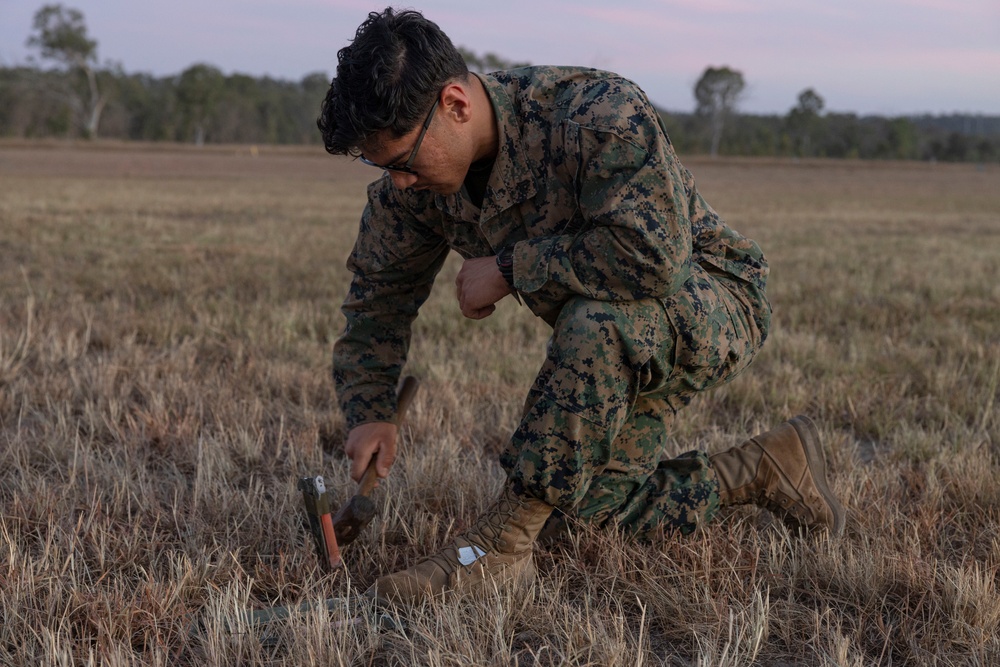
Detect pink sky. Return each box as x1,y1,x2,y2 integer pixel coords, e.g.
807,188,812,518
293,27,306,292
1,0,997,115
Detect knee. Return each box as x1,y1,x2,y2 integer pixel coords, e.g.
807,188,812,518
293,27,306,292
549,297,673,379
552,297,615,338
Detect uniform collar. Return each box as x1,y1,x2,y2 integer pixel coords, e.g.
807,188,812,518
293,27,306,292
440,72,537,223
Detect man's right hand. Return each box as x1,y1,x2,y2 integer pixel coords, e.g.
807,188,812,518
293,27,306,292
455,256,511,319
344,422,399,483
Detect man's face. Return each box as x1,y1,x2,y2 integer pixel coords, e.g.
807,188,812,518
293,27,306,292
359,90,473,196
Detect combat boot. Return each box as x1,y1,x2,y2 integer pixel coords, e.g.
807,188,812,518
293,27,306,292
710,415,846,535
367,486,554,605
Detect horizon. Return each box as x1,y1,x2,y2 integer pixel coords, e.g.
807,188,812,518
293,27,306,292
1,0,998,117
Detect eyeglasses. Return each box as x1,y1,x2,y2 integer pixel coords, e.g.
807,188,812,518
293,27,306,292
359,98,439,175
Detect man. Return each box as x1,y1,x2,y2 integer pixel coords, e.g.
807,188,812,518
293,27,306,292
318,8,846,606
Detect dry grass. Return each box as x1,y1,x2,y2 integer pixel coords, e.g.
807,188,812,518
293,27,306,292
1,141,999,665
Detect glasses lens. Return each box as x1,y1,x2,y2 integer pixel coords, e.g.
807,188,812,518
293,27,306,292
358,155,414,174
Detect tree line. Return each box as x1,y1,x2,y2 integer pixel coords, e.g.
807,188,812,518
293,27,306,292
3,4,997,163
673,68,998,162
0,64,328,146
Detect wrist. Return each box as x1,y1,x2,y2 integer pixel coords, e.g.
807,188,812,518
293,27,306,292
496,245,515,290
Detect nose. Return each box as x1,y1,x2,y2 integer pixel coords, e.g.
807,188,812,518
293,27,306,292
389,171,419,190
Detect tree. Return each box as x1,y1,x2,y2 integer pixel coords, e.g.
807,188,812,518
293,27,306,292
694,66,745,157
796,88,824,115
457,47,530,73
176,64,224,145
26,4,108,138
785,88,824,157
881,118,918,160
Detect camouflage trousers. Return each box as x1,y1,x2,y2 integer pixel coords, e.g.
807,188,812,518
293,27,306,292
500,263,770,540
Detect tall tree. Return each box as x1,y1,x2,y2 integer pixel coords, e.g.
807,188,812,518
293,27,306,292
797,88,824,115
457,47,530,73
881,118,918,160
694,66,745,157
176,64,224,145
785,88,825,157
26,4,108,138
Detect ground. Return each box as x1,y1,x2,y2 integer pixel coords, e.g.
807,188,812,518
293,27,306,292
1,141,998,665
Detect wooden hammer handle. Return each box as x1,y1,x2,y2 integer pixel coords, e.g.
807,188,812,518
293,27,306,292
357,376,419,496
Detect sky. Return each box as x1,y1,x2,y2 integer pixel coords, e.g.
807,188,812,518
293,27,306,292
1,0,998,116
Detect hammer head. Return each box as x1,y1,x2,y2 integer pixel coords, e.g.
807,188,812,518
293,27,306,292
332,495,377,547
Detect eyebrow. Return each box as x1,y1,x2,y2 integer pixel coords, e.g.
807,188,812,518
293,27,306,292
382,148,410,167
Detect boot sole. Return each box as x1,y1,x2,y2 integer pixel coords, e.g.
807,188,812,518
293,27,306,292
788,415,847,536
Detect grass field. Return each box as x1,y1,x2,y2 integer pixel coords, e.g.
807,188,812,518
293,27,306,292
1,141,999,665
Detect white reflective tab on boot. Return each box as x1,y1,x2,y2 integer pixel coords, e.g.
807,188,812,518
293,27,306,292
457,545,487,566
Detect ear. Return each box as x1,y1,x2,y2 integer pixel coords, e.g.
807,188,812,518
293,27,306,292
440,80,473,124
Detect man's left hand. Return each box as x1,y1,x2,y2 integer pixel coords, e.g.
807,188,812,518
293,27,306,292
455,256,512,319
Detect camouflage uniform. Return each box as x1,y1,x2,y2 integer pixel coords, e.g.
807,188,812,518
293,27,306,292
334,67,770,539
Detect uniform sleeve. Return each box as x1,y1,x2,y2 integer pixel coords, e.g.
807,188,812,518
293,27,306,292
512,96,693,303
333,179,449,429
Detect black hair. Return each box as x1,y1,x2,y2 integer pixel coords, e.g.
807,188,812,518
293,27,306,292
317,8,469,156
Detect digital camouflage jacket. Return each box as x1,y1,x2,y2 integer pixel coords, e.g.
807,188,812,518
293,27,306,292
333,66,768,429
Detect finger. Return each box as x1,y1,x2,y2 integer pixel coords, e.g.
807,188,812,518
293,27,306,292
375,441,396,478
459,296,479,318
467,305,496,320
348,439,379,482
455,264,468,291
350,447,373,483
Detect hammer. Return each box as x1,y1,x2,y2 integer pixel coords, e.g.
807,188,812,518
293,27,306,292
331,375,419,547
298,376,419,571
